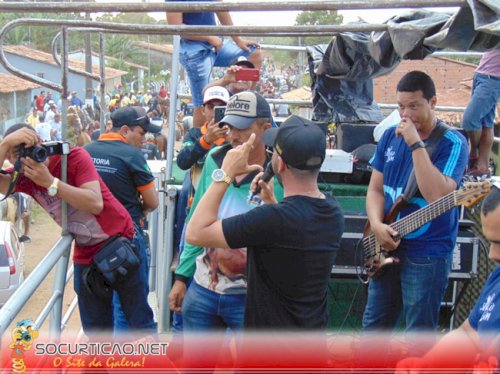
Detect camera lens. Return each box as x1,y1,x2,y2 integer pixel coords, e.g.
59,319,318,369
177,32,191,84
30,146,48,163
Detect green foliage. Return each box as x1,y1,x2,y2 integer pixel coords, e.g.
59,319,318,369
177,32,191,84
295,10,342,45
0,12,86,52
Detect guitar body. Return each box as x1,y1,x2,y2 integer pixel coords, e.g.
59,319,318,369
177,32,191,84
361,181,490,279
362,197,406,278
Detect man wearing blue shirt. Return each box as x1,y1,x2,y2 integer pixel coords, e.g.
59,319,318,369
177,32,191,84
166,0,262,128
362,71,469,351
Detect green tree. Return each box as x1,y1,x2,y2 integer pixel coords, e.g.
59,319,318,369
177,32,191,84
295,10,343,45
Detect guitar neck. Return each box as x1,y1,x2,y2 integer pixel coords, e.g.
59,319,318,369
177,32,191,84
391,190,457,237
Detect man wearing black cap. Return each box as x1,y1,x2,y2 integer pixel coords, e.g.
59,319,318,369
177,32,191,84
169,92,284,336
85,106,161,333
185,115,344,329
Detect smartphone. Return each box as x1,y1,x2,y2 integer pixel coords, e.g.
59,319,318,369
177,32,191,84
235,68,260,82
214,106,226,125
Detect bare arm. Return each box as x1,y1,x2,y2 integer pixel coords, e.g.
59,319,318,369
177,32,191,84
396,118,456,202
396,319,481,373
22,157,103,215
0,128,40,195
216,9,259,51
186,133,262,248
412,146,457,202
139,185,159,213
366,169,400,251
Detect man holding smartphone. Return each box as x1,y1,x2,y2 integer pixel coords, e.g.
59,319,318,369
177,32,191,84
204,57,260,97
167,1,262,128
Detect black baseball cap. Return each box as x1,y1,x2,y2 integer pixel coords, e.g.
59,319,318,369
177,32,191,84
111,106,161,133
262,115,326,170
220,91,271,129
233,56,255,69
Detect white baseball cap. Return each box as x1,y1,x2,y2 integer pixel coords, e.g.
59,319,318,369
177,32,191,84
203,86,230,105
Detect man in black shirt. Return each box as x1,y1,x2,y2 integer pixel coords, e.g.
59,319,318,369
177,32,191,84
85,106,161,334
186,115,344,329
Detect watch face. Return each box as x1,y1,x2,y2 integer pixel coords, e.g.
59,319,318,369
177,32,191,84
212,169,225,181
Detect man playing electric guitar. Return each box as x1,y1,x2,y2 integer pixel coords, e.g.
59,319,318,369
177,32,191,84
362,71,469,354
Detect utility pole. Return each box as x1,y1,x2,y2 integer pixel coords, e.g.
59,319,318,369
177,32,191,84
85,11,93,102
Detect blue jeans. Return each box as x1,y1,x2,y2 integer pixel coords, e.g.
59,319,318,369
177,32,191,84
112,228,151,332
462,72,500,131
362,252,452,331
73,235,156,336
180,39,254,106
182,281,245,331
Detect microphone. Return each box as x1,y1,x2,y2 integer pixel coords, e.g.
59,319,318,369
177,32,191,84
248,162,274,203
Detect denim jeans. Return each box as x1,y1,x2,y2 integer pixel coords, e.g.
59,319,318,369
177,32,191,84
182,281,245,331
74,234,156,336
462,72,500,131
112,228,152,333
179,39,254,106
362,252,452,331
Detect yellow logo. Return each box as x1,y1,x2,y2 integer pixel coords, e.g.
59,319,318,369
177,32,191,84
9,320,39,374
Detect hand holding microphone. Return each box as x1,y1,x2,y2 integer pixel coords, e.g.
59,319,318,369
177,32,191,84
248,162,276,205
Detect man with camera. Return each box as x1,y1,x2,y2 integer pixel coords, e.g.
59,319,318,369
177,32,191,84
0,124,156,337
85,106,161,333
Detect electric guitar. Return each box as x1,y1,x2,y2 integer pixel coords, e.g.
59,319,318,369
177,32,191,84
363,181,491,278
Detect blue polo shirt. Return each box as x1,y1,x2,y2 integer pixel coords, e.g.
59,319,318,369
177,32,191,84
370,120,468,257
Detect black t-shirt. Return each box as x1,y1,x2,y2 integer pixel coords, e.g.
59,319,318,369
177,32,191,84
222,195,344,330
141,143,161,160
85,138,155,224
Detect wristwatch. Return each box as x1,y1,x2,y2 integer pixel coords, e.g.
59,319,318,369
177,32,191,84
211,169,232,185
409,140,425,152
47,177,59,197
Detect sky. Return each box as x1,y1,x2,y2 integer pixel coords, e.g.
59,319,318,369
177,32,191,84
95,0,458,26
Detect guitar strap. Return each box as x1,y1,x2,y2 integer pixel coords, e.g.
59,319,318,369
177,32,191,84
402,121,451,201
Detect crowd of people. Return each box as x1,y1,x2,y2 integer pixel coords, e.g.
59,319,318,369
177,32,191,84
2,1,497,370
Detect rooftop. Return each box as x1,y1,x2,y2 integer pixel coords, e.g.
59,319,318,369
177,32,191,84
4,45,127,78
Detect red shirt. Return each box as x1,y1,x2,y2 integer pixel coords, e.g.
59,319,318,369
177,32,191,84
35,96,45,112
15,147,134,264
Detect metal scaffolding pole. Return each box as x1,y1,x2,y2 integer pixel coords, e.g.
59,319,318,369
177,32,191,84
0,1,466,13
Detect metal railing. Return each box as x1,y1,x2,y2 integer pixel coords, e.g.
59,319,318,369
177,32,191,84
0,0,494,340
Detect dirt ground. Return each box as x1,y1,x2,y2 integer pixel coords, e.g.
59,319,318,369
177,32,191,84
5,203,82,337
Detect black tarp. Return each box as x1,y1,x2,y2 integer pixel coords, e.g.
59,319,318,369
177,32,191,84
308,0,500,123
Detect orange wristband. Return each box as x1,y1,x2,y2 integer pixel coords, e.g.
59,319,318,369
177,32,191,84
200,136,212,150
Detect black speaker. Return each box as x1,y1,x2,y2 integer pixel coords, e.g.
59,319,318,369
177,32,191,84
337,123,377,153
331,216,480,280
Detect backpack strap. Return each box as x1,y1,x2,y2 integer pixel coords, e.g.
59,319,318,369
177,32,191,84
403,121,450,201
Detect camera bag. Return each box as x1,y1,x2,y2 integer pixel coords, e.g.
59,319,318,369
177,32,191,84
82,235,140,299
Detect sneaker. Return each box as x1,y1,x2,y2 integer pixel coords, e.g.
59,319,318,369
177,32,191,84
19,235,31,243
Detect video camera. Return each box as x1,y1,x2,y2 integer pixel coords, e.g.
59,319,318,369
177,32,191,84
19,141,71,163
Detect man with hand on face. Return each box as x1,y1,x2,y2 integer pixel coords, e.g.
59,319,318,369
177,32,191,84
362,71,469,356
85,106,161,333
0,124,156,337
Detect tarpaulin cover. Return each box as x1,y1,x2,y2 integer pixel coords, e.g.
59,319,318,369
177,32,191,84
308,0,500,123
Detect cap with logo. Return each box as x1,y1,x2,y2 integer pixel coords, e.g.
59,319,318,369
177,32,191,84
234,56,255,69
220,91,271,129
203,86,230,105
262,115,326,170
111,106,162,134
